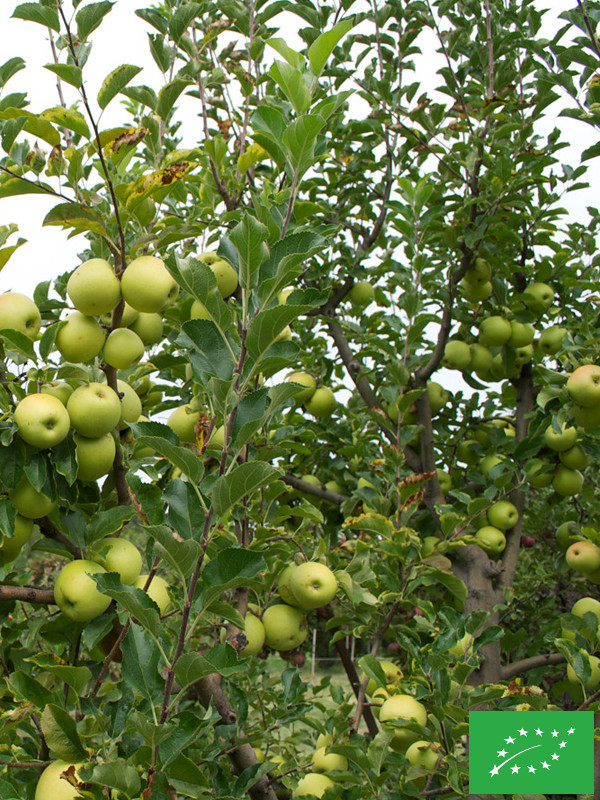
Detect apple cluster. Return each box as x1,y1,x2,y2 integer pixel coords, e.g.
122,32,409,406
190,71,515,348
286,371,337,419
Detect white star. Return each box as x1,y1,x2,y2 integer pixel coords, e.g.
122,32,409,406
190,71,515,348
528,765,536,773
511,764,519,773
518,727,528,736
551,730,559,737
568,727,575,734
542,761,550,769
552,753,559,760
535,728,543,736
490,765,499,776
559,741,566,748
506,736,515,744
497,748,507,757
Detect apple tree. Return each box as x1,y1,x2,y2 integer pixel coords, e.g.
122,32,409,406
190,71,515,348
0,0,599,798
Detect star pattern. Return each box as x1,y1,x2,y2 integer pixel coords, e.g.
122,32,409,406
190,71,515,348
497,748,507,757
559,741,566,749
518,728,527,736
505,736,515,744
535,728,543,736
528,765,536,773
511,764,519,773
486,725,576,780
542,761,550,769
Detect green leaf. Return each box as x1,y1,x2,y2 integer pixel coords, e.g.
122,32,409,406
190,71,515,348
212,462,280,519
169,255,232,332
269,60,311,113
308,18,355,78
179,320,235,380
76,1,115,41
200,547,266,608
9,670,54,708
157,79,190,120
41,704,87,762
130,421,205,483
121,84,157,110
11,3,60,32
43,64,82,88
174,644,245,691
120,623,164,704
232,388,268,448
0,778,20,799
50,436,78,486
98,64,143,109
85,506,136,544
0,238,26,271
92,572,161,638
0,329,35,360
0,107,60,146
43,202,107,238
0,177,56,201
0,57,26,88
245,304,312,361
257,231,326,305
169,3,202,43
25,655,92,696
266,38,305,69
135,8,168,34
146,525,203,578
222,214,270,290
41,107,90,139
282,114,325,175
83,761,141,799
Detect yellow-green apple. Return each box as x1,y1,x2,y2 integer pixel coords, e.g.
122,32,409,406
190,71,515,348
290,562,337,608
556,520,580,550
129,312,164,346
524,457,554,488
508,321,534,347
262,604,308,651
364,660,402,695
198,251,238,298
287,372,317,404
292,773,334,798
349,280,375,306
54,560,111,622
442,341,471,370
487,500,518,530
448,632,473,658
567,364,600,407
55,312,105,362
67,383,121,437
312,746,348,772
190,299,211,320
539,325,567,355
9,477,56,519
277,564,301,607
41,381,74,406
459,277,492,302
278,288,293,304
305,387,336,418
35,760,85,800
92,537,142,585
523,282,554,313
239,612,265,656
371,686,391,719
116,379,142,429
103,328,145,370
74,432,116,482
553,466,584,496
572,597,600,630
559,444,589,471
120,255,178,312
0,291,41,339
205,425,225,452
276,325,293,341
167,405,201,443
14,393,70,449
405,740,443,787
121,303,140,326
573,403,600,431
379,694,428,750
567,655,600,689
479,315,512,346
544,422,577,452
0,514,33,564
134,574,172,614
475,526,506,556
566,541,600,575
66,257,121,316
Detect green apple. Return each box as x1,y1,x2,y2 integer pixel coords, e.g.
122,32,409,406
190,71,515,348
364,660,402,695
278,288,293,304
479,315,512,346
479,454,506,478
456,439,479,466
544,422,577,452
566,540,600,574
523,282,554,313
572,596,600,629
129,312,164,346
54,559,111,622
116,379,142,429
475,526,506,556
262,604,308,651
442,341,471,370
553,466,584,496
167,405,201,443
292,773,334,798
121,302,140,327
459,277,492,302
371,686,391,719
134,573,172,614
205,425,225,452
278,563,302,607
514,344,534,365
539,325,567,355
349,280,375,306
559,444,589,471
436,469,452,493
190,299,211,320
74,432,116,482
67,257,121,316
0,514,34,564
103,328,145,370
289,562,337,608
312,746,348,772
9,477,56,519
406,739,442,772
305,387,336,418
474,419,513,446
41,381,74,406
448,632,473,658
0,291,41,339
198,251,238,298
121,255,178,312
379,694,428,750
67,383,121,437
487,500,518,530
35,760,85,800
573,403,600,431
427,381,450,414
240,612,265,656
567,364,600,407
93,537,142,585
287,372,317,404
524,457,554,488
508,321,534,347
567,654,600,689
276,325,293,342
469,343,493,377
56,312,105,362
556,520,581,550
14,393,70,449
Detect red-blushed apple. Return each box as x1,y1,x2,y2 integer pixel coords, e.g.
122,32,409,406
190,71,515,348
479,315,512,346
55,311,106,363
92,537,142,585
14,393,70,449
292,773,334,798
134,573,172,614
305,387,336,418
239,612,265,656
54,560,111,622
34,760,85,800
287,372,317,404
9,477,56,519
487,500,518,530
521,535,536,548
566,541,600,575
120,255,178,312
103,328,145,370
0,291,41,339
566,364,600,407
379,694,428,750
262,604,308,651
0,514,33,564
66,257,121,316
74,432,116,482
67,383,121,438
553,466,584,496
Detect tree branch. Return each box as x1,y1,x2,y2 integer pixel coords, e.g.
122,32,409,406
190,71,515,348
501,652,565,681
38,517,82,559
281,474,347,505
0,585,55,604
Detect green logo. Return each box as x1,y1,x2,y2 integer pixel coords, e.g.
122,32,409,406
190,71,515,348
469,710,594,794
